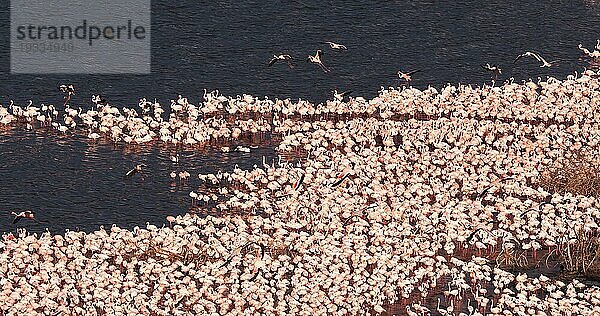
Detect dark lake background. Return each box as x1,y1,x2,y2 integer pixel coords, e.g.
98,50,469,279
0,0,598,234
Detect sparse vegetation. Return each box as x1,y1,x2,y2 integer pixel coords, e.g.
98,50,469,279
540,149,600,197
557,229,600,275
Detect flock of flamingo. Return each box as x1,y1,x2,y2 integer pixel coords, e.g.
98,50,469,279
0,42,600,315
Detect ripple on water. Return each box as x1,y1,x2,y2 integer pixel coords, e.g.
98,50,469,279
0,129,276,234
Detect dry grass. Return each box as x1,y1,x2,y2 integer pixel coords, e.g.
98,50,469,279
539,150,600,275
539,149,600,197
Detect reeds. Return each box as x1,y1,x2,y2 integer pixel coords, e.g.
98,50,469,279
495,246,529,268
539,149,600,197
556,229,600,274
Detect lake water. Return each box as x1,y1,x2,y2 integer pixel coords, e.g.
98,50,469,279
0,0,598,233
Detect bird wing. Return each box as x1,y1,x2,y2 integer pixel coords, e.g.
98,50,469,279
533,53,551,65
517,51,547,64
12,216,21,224
315,50,322,59
407,69,422,76
481,64,492,71
267,57,278,67
514,53,528,63
125,168,137,177
530,52,545,63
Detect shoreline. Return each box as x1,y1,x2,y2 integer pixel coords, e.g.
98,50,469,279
1,69,600,314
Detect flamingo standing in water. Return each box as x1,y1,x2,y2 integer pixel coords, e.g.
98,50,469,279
59,84,75,105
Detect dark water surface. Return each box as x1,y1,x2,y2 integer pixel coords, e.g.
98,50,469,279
0,1,599,104
0,129,275,233
0,1,599,233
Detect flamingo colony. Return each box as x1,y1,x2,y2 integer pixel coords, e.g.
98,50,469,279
0,64,600,314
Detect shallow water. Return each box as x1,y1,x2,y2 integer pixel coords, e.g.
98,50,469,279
0,1,599,234
0,128,275,234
